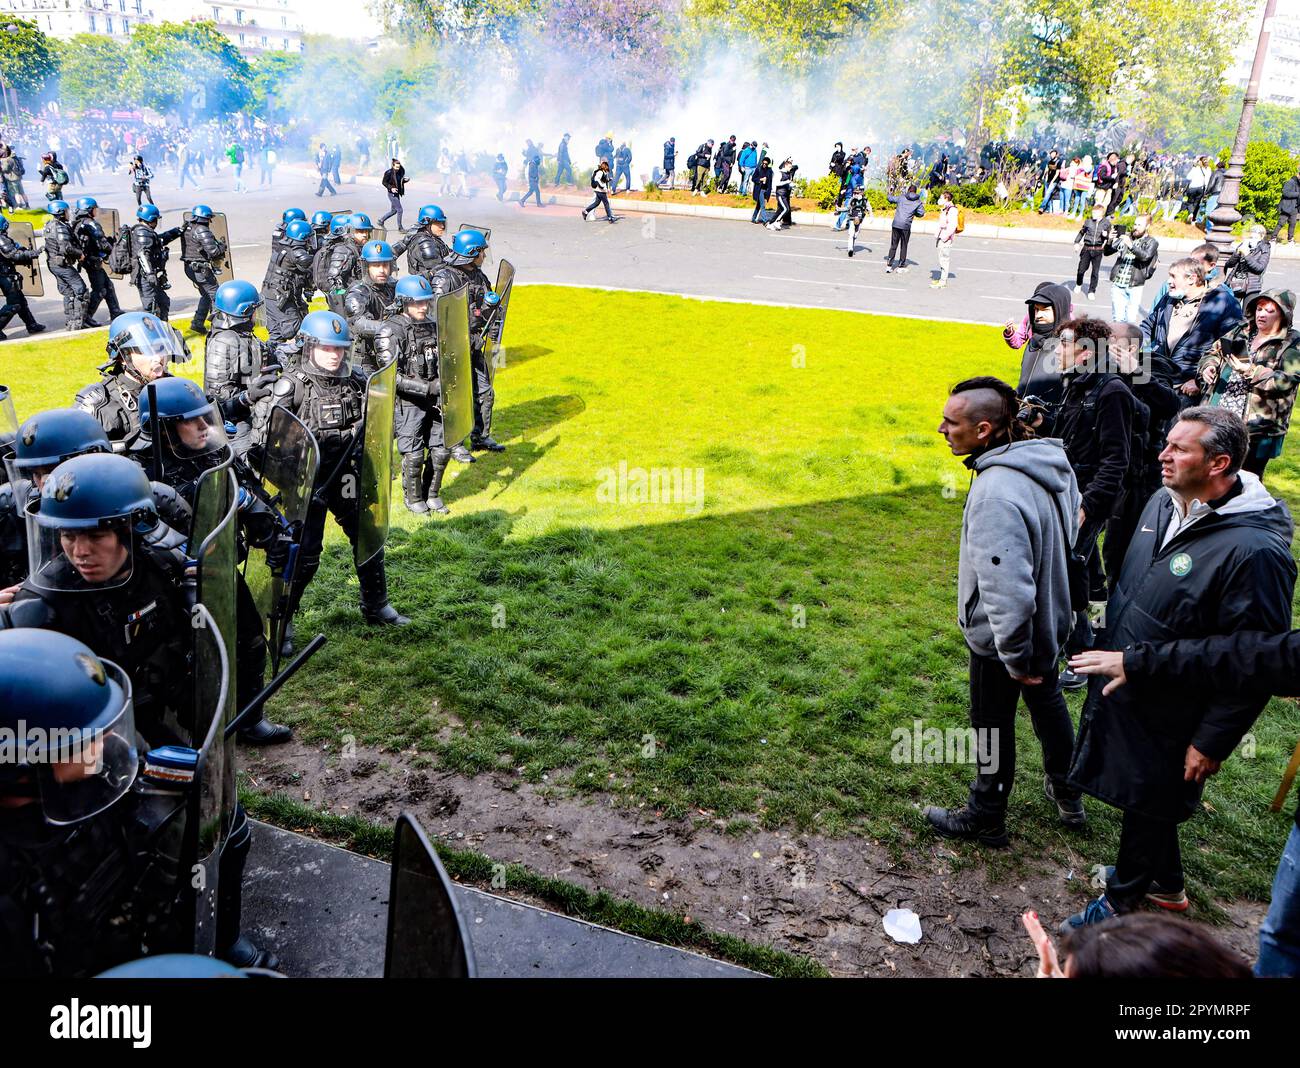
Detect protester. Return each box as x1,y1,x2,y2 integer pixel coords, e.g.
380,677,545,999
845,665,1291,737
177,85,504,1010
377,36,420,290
377,158,407,228
1141,257,1243,400
581,160,615,223
1005,281,1074,405
766,158,796,231
931,190,958,289
662,137,676,190
690,140,713,195
613,142,633,193
1104,214,1159,325
1224,224,1272,301
37,151,66,201
555,133,575,185
750,156,772,224
492,153,509,200
1024,911,1252,978
315,142,336,197
1036,149,1063,214
925,376,1084,847
1199,288,1300,478
1073,203,1112,302
128,154,153,206
884,183,925,273
1061,406,1296,932
1276,164,1300,244
737,141,757,197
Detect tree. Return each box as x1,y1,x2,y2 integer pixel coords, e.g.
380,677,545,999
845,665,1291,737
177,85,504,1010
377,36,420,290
0,17,59,99
1238,140,1297,231
56,34,128,112
249,51,305,119
121,21,252,118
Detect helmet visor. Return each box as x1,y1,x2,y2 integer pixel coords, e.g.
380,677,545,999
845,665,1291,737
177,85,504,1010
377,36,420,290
26,507,136,593
0,385,16,460
161,408,229,461
35,661,138,826
303,337,352,379
115,318,192,371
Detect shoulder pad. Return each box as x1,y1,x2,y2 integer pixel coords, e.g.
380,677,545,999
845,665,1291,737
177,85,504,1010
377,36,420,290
0,482,15,513
1,591,57,631
75,382,110,413
272,375,299,401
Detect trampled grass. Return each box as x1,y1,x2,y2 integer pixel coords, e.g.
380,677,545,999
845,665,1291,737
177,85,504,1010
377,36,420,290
4,284,1299,906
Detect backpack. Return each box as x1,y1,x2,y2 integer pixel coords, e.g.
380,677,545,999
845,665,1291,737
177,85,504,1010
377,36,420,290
108,228,132,274
51,165,69,186
687,153,698,169
954,208,966,234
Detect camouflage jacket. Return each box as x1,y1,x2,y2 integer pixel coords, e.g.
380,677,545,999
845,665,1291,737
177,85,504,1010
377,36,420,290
1199,324,1300,439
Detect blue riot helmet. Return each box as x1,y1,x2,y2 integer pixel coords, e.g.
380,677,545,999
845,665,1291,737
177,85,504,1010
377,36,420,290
285,219,312,243
190,204,215,221
138,377,229,463
361,239,395,263
416,204,446,227
6,409,111,492
296,310,352,379
0,629,138,827
281,207,306,226
46,199,70,218
329,213,352,236
74,196,99,216
26,453,159,594
0,216,8,235
394,274,434,308
136,203,161,224
106,312,190,379
445,228,487,266
311,209,333,231
348,211,373,238
98,955,263,978
211,278,263,331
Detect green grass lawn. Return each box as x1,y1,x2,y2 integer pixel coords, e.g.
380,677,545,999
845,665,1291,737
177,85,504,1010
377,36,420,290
4,285,1299,908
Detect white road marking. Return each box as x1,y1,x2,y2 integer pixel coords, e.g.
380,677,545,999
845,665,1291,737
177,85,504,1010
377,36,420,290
752,274,905,292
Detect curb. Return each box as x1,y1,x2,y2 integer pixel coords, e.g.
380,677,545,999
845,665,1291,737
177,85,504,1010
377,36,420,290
278,163,1300,258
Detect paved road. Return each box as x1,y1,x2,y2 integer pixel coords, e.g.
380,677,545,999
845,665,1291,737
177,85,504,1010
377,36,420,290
11,164,1300,337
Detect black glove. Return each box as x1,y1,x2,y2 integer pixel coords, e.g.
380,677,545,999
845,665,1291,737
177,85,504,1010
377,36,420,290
244,368,280,404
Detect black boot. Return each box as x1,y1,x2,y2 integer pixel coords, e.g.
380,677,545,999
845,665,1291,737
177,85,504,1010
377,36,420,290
425,447,452,515
357,554,410,626
923,805,1009,848
450,442,475,464
471,434,505,452
401,453,429,515
238,714,293,745
217,805,280,970
470,392,505,451
279,620,295,659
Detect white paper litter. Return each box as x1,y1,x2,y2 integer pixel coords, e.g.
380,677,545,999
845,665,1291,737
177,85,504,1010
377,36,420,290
883,908,923,944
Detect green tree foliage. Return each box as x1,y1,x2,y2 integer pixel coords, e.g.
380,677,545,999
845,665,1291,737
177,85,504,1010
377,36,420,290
121,21,252,117
686,0,894,66
1238,140,1298,231
249,51,304,119
0,17,59,98
55,34,127,111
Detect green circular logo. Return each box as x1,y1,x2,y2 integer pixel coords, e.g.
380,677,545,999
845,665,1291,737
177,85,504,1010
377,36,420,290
1170,553,1193,577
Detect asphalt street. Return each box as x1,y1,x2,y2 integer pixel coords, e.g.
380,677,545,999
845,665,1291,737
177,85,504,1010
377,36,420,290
10,163,1300,338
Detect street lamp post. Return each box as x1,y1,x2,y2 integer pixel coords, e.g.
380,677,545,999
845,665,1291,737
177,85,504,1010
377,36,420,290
1207,0,1279,254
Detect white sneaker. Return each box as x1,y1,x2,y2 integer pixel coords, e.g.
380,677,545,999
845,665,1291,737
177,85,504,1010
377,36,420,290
1086,291,1096,301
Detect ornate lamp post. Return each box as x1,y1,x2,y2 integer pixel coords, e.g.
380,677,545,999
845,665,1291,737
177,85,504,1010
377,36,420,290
1207,0,1279,253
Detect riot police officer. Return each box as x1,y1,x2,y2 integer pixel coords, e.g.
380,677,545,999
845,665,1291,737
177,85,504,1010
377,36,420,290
76,311,188,445
310,211,351,310
256,311,409,629
180,204,228,334
71,196,122,324
138,379,290,745
271,206,306,255
343,239,398,373
0,453,193,747
430,229,505,453
376,274,452,515
203,280,280,455
1,408,112,590
128,203,183,320
261,219,315,343
42,199,91,332
0,214,45,341
393,204,449,280
0,629,157,977
324,211,373,315
308,208,334,252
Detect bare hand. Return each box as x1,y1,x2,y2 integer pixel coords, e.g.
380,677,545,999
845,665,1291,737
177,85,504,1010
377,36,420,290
1078,507,1086,529
1202,365,1218,388
0,583,19,607
1022,911,1066,978
1068,650,1127,695
1179,379,1200,397
1184,745,1221,784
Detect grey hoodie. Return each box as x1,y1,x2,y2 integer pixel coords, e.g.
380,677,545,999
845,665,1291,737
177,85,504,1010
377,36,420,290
957,438,1081,676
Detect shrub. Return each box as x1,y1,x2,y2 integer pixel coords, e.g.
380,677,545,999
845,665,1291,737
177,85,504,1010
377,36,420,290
944,179,997,209
800,173,843,210
1240,140,1299,232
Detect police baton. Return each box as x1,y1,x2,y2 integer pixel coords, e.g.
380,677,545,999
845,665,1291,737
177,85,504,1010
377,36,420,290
147,380,162,482
226,633,326,739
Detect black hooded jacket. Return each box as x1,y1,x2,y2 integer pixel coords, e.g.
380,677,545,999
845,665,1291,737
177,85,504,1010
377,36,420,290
1014,281,1073,406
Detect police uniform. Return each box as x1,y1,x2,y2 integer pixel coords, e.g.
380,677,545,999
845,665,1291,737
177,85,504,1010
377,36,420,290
72,209,122,322
42,213,89,331
431,260,497,446
76,368,168,446
0,229,43,339
204,323,275,455
324,239,363,315
129,222,183,319
393,228,449,280
343,277,396,373
180,219,227,332
376,311,451,513
261,238,314,343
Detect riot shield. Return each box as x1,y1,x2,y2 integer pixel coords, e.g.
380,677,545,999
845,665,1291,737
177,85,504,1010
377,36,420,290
8,220,42,297
356,356,396,568
188,463,239,955
0,384,16,457
457,222,492,242
246,405,320,672
484,258,515,383
184,210,234,284
384,812,477,978
436,284,474,446
100,208,123,279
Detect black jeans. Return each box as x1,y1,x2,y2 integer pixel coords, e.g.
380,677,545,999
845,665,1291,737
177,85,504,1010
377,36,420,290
966,650,1079,818
378,191,403,227
1076,246,1105,292
584,191,613,220
1275,210,1298,242
1109,808,1183,910
887,226,911,267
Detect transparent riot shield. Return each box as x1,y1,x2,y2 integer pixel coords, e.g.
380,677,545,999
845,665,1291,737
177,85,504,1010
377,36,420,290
384,812,477,978
484,259,515,384
100,208,123,279
356,356,397,568
184,210,234,284
0,384,17,457
246,405,320,672
9,220,42,297
436,284,474,446
188,463,239,955
457,223,492,243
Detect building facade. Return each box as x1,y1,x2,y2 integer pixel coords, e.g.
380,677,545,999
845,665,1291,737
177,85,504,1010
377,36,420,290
1231,1,1300,106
